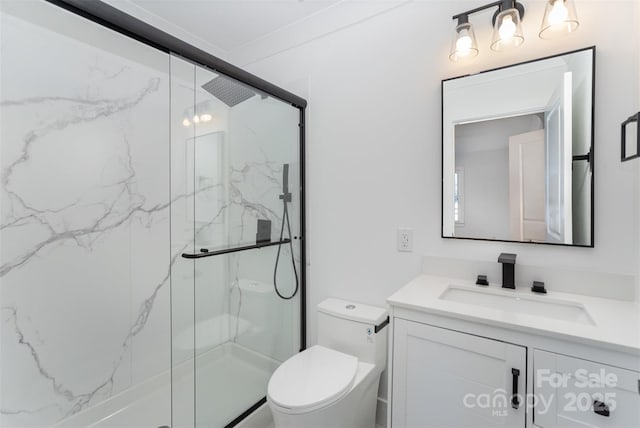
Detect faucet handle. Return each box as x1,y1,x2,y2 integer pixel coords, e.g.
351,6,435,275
531,281,547,294
498,253,517,264
476,275,489,286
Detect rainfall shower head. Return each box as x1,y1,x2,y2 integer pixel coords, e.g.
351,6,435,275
201,76,256,107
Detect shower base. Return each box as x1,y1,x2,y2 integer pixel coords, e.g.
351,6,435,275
53,342,279,428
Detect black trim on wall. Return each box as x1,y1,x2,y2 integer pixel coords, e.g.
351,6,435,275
440,46,596,249
42,1,307,426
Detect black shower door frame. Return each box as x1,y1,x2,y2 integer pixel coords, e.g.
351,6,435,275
45,1,307,427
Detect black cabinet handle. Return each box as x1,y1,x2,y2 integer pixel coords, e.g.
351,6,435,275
593,400,610,417
511,368,520,410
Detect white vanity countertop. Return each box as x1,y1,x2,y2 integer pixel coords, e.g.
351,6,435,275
387,275,640,355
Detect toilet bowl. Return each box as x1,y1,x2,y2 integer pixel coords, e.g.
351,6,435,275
267,298,387,428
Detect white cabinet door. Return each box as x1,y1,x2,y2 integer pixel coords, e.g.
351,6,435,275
533,350,640,428
392,319,526,428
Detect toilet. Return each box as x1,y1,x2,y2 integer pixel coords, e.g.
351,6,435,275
267,298,388,428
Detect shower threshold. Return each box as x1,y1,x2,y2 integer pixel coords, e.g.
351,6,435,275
53,342,280,428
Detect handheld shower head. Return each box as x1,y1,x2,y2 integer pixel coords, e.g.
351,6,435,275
280,164,291,202
273,162,298,300
282,163,289,194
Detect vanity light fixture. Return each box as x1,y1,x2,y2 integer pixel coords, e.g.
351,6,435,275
449,14,479,62
539,0,579,39
490,1,525,51
450,0,525,62
450,0,580,62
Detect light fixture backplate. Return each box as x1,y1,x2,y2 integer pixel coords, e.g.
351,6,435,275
492,2,525,26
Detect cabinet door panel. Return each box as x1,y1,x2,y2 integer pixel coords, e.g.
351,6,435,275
392,319,526,428
534,349,640,428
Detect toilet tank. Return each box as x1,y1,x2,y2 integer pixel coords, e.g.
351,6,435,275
316,298,387,368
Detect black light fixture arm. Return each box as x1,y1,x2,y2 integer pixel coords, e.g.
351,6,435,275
452,0,504,20
452,0,525,23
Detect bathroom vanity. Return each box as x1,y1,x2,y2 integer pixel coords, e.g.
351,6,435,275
387,275,640,428
425,41,640,428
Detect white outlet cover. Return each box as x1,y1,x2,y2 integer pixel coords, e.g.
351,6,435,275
397,228,413,252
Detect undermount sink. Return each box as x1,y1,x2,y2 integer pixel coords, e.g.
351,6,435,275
439,285,596,326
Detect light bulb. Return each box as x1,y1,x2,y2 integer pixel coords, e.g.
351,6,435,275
456,30,473,56
182,118,191,127
200,113,213,122
193,115,200,123
449,20,478,62
548,0,568,25
499,15,517,40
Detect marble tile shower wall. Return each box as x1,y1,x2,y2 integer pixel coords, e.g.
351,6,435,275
0,4,171,426
169,83,303,366
0,4,303,426
225,97,301,363
169,56,230,368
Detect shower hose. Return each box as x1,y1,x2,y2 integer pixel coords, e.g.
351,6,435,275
273,195,299,300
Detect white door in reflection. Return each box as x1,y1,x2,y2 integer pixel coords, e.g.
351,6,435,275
509,129,546,242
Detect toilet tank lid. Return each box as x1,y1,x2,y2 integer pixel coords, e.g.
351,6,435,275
317,298,387,325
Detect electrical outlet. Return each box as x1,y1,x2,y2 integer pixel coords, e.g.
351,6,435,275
397,228,413,252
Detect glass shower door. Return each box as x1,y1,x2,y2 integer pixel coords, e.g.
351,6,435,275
170,54,302,428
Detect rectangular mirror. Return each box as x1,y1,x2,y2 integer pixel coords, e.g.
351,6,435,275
442,47,595,247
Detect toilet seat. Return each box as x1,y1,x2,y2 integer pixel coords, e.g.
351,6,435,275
267,345,358,414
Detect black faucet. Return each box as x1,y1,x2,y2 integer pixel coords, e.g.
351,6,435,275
498,253,517,289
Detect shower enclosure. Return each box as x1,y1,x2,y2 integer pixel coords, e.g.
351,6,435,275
0,1,305,427
169,53,304,428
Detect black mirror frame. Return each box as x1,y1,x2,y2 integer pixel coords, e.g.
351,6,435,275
441,46,596,248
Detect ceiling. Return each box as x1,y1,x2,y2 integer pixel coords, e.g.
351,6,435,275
126,0,341,53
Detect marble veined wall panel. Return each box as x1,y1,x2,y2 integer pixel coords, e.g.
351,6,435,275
0,2,170,426
226,95,302,362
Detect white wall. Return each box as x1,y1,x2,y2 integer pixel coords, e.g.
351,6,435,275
230,0,640,346
455,148,510,240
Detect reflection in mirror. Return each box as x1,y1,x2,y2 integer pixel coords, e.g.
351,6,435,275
187,131,226,247
442,47,594,246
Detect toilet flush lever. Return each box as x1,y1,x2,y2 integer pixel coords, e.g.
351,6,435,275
374,316,390,334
